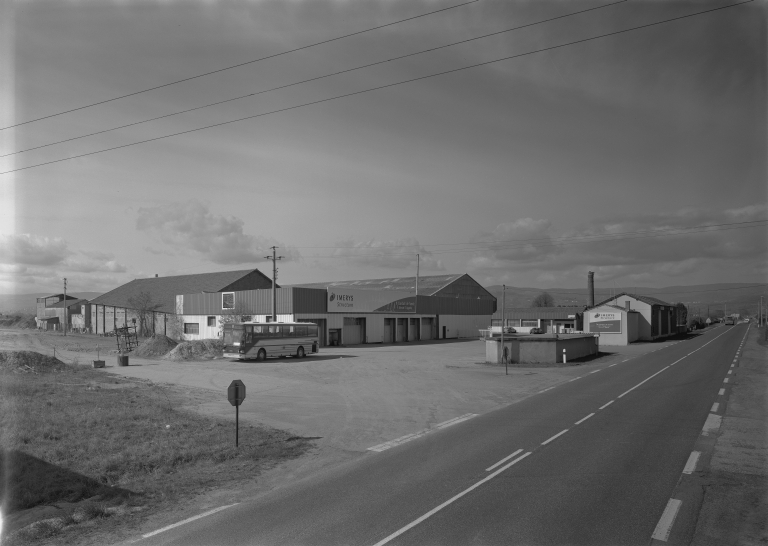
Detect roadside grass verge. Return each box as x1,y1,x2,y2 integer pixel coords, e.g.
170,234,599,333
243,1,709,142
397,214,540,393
0,351,314,545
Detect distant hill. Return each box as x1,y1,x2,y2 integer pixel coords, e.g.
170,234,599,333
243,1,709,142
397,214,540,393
484,283,768,317
0,292,103,314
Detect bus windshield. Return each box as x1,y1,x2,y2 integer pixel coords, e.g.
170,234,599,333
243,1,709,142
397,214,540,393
223,325,244,345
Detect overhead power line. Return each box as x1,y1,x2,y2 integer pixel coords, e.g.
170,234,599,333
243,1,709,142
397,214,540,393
1,0,480,131
3,0,628,158
0,0,754,176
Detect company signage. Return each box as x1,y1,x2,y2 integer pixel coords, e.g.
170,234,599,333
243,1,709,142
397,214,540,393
589,311,621,333
327,288,416,313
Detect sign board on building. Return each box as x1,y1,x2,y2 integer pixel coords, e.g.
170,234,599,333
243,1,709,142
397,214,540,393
327,288,416,313
589,311,622,333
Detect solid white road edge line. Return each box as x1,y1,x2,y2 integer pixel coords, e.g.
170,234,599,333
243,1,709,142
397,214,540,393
372,452,531,546
682,451,700,474
651,498,682,542
368,414,477,452
486,449,523,471
599,400,614,410
575,413,594,425
541,429,569,445
140,504,239,539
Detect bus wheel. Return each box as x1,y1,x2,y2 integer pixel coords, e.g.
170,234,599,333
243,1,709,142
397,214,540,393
296,346,305,359
257,349,266,361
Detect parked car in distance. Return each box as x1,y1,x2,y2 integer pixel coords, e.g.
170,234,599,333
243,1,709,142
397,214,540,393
529,327,544,334
503,327,516,334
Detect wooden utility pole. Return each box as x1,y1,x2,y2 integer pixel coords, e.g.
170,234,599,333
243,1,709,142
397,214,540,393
63,278,67,336
415,253,419,314
264,247,283,322
501,284,507,374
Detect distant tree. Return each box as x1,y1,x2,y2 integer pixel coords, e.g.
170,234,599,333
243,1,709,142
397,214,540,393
531,292,555,308
675,303,688,327
127,291,161,337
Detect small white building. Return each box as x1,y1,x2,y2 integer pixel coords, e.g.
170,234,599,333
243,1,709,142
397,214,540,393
583,304,640,346
585,293,678,344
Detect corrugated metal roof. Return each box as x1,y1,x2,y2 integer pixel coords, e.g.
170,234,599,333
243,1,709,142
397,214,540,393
46,298,89,309
291,274,466,296
493,306,585,320
589,292,674,309
90,269,270,313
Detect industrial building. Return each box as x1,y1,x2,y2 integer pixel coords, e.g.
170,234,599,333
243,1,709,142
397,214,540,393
584,293,678,344
87,269,274,336
491,307,584,333
35,294,90,331
178,273,496,345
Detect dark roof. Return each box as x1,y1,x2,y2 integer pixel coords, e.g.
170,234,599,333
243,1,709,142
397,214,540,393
292,274,467,296
47,298,89,309
589,292,674,310
493,306,584,320
90,269,272,313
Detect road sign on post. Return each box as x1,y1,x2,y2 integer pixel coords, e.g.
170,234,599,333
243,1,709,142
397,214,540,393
228,380,246,447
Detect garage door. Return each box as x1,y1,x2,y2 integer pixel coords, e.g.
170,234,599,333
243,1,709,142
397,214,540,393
421,318,433,340
343,317,365,345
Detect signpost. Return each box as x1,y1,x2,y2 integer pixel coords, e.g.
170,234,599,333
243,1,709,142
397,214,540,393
227,380,246,447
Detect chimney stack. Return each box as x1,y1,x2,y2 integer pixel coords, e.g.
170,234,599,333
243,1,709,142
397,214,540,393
588,271,595,307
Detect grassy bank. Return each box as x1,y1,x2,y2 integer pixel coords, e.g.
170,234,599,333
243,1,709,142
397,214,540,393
0,351,314,545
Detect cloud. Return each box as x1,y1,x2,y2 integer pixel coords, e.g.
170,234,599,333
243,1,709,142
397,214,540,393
0,234,130,293
330,238,444,270
136,201,299,264
467,205,767,286
0,234,70,266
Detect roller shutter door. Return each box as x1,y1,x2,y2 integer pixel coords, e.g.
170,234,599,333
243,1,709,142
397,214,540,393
343,317,364,345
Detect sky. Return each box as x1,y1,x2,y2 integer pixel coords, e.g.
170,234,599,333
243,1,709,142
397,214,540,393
1,0,766,295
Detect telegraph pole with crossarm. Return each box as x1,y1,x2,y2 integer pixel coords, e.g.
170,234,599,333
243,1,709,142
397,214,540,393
264,247,283,322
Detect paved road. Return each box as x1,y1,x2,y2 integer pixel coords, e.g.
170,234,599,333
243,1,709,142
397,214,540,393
137,324,744,546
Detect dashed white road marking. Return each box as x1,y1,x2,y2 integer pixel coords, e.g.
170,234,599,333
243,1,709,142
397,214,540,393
589,370,600,374
541,429,569,445
682,451,700,474
608,363,618,367
702,413,722,436
486,449,523,471
719,388,725,395
140,503,239,539
568,377,582,382
723,378,729,383
368,414,477,452
575,413,594,425
372,452,531,546
727,370,732,375
651,499,682,541
539,386,556,393
711,402,719,412
599,400,614,410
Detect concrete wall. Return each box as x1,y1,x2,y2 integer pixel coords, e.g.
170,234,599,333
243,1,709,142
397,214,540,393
438,315,491,339
485,335,598,363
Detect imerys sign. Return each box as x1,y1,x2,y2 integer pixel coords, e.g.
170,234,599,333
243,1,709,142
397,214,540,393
588,311,621,333
327,288,415,313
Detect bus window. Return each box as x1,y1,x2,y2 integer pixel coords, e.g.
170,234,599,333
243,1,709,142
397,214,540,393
253,325,264,335
224,325,244,345
288,326,295,336
269,325,278,335
296,325,307,336
245,325,253,344
308,324,318,336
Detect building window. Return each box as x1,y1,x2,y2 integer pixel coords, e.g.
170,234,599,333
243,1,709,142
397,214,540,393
207,316,216,327
184,323,199,334
522,320,538,327
222,292,235,310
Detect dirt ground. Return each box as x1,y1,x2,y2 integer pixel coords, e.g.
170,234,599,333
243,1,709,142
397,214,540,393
0,328,690,542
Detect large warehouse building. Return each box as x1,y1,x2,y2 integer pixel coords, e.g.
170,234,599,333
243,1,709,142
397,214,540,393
87,269,275,336
583,293,677,344
178,273,496,345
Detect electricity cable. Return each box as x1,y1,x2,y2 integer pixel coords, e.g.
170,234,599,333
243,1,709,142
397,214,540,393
1,0,753,176
3,0,629,158
0,0,480,131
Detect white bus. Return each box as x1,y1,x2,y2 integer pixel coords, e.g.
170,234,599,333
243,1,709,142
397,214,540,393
223,321,319,361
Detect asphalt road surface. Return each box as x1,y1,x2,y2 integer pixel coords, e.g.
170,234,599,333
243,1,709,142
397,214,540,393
137,324,744,546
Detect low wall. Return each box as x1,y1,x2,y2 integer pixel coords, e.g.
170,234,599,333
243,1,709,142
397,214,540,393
486,334,598,364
